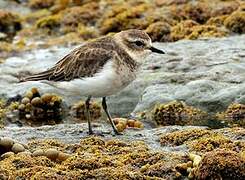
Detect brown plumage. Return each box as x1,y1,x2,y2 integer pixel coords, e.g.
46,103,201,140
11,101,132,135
20,35,138,82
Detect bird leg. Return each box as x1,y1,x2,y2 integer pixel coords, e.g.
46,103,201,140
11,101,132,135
85,96,93,135
102,97,121,135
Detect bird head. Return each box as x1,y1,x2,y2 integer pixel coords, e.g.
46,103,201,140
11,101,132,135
114,29,165,62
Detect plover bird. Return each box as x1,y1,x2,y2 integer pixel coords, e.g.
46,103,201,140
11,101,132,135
20,29,165,135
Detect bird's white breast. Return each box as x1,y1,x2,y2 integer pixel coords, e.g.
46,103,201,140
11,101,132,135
49,60,137,97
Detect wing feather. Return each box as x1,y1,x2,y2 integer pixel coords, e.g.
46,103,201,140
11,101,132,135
21,44,114,82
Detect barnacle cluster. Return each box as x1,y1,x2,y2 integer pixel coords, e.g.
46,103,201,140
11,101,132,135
0,136,187,179
113,118,144,132
16,88,63,124
152,101,207,126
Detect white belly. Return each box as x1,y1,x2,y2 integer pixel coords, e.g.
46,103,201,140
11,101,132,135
46,61,137,97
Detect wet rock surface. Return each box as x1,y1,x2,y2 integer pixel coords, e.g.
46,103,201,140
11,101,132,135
0,35,244,116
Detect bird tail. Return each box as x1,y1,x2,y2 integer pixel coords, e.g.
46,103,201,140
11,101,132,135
19,69,54,82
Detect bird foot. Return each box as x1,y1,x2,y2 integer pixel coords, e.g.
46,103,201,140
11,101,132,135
112,130,123,136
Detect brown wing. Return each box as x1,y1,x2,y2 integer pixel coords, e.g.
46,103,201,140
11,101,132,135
21,45,114,82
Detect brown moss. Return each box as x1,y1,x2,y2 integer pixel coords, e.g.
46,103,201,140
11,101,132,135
186,25,228,40
24,9,51,24
0,10,21,39
211,0,239,17
206,15,229,27
152,101,207,126
160,128,212,146
169,2,211,24
224,10,245,33
182,2,211,24
216,103,245,127
193,149,245,179
146,21,171,42
29,0,55,9
99,3,151,34
160,128,245,157
155,0,189,6
170,19,228,41
187,133,245,153
77,25,99,40
61,2,101,31
170,20,199,41
35,14,61,33
143,160,182,179
27,139,66,152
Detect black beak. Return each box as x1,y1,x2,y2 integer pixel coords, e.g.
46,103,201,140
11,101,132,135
149,46,165,54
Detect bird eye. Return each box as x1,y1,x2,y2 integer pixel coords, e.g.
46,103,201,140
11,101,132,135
134,41,144,47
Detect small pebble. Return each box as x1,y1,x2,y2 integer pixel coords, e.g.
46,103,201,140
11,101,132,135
33,149,45,157
45,148,59,160
11,143,25,153
0,137,14,149
25,114,31,119
1,152,14,159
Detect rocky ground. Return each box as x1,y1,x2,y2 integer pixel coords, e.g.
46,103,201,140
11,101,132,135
0,0,245,179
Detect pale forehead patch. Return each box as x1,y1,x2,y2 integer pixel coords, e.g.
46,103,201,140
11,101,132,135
124,29,151,41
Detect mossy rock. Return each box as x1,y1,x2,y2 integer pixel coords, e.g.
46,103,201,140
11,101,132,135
170,20,199,41
159,128,212,146
146,21,171,42
194,149,245,179
28,0,55,9
61,2,101,29
216,103,245,127
0,10,21,38
224,10,245,33
99,3,150,34
35,14,61,33
152,101,207,126
187,133,245,153
186,25,228,40
206,15,229,27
